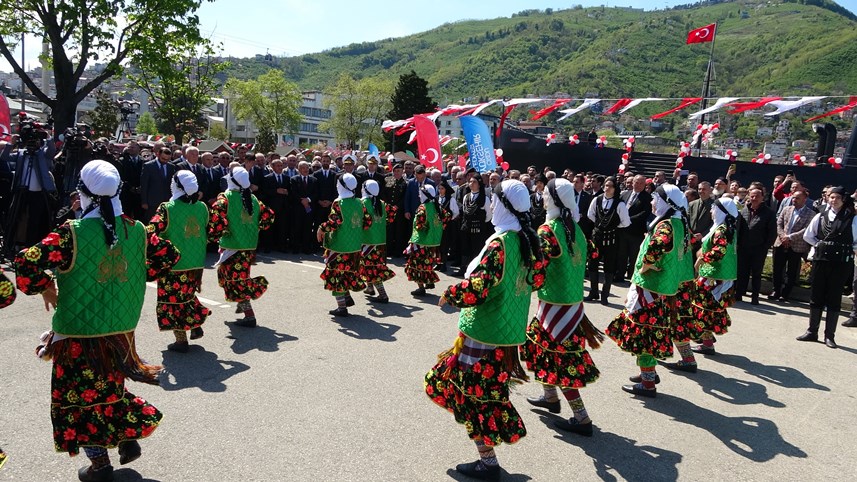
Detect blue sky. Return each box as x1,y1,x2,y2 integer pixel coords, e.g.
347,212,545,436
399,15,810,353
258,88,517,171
2,0,856,72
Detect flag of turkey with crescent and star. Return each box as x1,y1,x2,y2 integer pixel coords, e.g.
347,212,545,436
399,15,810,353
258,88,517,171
687,23,716,44
413,114,443,170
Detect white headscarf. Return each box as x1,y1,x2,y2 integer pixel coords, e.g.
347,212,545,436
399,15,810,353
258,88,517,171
491,179,530,234
652,183,686,220
227,167,250,191
710,197,739,235
544,178,580,223
79,160,123,220
362,179,380,199
337,173,357,200
419,184,437,204
170,170,199,201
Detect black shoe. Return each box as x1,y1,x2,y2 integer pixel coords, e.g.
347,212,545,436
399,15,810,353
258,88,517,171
735,295,743,303
426,283,435,289
554,418,593,437
455,460,500,481
825,338,838,349
167,341,189,353
367,295,389,304
691,345,716,355
78,465,114,482
629,374,661,384
329,307,349,317
584,292,600,302
599,298,609,306
526,395,561,413
796,331,818,342
767,293,779,301
778,296,790,303
411,287,427,297
750,295,760,305
660,361,698,373
345,297,355,307
231,317,257,328
189,327,204,340
118,440,141,465
234,305,243,314
435,263,447,273
842,319,857,328
364,287,376,296
621,384,657,398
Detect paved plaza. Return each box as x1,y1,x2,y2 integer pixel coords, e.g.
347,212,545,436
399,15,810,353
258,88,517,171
1,253,855,481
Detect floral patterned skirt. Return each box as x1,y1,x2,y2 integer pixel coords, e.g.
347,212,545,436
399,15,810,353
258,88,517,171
156,269,211,332
320,251,366,293
0,447,6,469
50,340,162,456
405,245,439,284
692,278,735,340
672,281,705,343
217,250,268,302
359,245,395,285
520,318,600,389
606,293,675,360
424,345,526,446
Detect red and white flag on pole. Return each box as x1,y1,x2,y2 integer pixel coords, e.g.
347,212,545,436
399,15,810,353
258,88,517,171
687,23,716,44
413,114,443,170
0,94,11,140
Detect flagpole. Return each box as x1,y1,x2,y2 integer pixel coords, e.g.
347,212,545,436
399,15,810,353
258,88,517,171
696,24,717,156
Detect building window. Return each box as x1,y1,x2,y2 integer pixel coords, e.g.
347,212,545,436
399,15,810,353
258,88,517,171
235,125,245,132
299,106,332,119
300,122,319,133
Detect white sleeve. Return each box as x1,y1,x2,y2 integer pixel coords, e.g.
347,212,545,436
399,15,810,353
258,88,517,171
587,197,597,222
450,197,460,219
803,213,822,246
617,201,631,228
483,197,492,222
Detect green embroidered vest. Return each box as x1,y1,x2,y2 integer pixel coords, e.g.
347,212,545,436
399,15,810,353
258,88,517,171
219,190,260,250
538,218,586,305
631,218,686,296
698,225,738,281
409,203,443,247
53,217,147,337
458,233,531,346
161,199,209,271
324,198,364,253
361,198,387,246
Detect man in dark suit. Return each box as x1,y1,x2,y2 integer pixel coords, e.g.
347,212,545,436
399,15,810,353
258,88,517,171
616,174,652,281
290,160,318,254
362,155,387,198
385,163,408,257
737,187,778,305
199,152,223,204
404,164,435,222
140,146,177,222
118,140,145,220
261,158,290,252
770,190,814,302
174,146,207,200
573,173,594,240
313,152,337,245
687,181,715,250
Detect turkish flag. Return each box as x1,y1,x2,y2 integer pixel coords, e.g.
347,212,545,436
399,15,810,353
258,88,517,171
413,114,442,170
0,94,10,140
687,23,716,44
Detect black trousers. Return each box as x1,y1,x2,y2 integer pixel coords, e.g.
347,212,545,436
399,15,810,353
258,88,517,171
810,260,850,312
6,189,52,252
615,231,643,279
460,228,489,269
737,244,768,297
439,218,460,264
290,206,315,254
387,209,409,257
263,206,289,251
771,246,804,298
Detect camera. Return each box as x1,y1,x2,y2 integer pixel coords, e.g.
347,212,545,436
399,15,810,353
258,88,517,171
63,123,93,150
17,114,50,145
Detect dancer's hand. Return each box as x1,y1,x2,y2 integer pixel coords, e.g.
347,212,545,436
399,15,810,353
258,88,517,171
639,263,660,274
41,285,58,312
438,295,447,308
316,228,324,243
694,258,703,272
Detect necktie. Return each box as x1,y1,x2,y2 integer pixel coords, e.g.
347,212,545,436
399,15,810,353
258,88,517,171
277,174,281,185
162,163,168,178
629,193,636,206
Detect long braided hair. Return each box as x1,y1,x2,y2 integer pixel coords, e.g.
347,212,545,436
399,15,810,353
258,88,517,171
546,179,577,255
77,179,123,248
713,198,737,243
364,183,383,216
230,173,254,215
651,185,692,253
492,183,544,274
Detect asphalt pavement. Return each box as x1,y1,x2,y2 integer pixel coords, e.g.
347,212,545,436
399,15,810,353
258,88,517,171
1,252,855,481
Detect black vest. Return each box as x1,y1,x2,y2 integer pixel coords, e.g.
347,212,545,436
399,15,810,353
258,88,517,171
461,192,487,234
815,208,855,264
593,195,621,246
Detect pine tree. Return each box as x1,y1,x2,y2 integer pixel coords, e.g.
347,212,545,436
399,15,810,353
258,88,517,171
387,71,437,152
89,89,119,138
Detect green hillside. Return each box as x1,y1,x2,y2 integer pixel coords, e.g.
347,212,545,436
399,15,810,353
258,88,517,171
223,0,857,101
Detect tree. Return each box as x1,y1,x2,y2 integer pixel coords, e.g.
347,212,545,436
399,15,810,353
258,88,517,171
89,89,119,138
0,0,211,135
135,111,158,136
387,71,437,151
321,73,393,149
208,122,228,141
224,70,302,153
130,42,227,143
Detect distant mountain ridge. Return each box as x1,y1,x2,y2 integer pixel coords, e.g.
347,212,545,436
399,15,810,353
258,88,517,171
222,0,857,102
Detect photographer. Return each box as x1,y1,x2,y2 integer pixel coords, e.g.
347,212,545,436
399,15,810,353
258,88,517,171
0,119,58,254
54,123,94,197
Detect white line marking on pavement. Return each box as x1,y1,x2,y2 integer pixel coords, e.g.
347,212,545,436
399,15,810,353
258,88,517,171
254,255,324,270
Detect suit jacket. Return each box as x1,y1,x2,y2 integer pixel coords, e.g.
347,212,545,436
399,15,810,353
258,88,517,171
774,204,815,254
688,197,715,235
575,189,594,237
738,203,777,249
118,153,143,191
404,178,436,216
199,166,223,202
620,189,652,235
290,173,318,207
263,172,291,213
174,161,208,199
313,169,337,202
0,142,57,192
140,160,176,210
362,170,387,198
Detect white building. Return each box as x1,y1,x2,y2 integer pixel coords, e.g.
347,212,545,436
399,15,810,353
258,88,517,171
221,90,335,147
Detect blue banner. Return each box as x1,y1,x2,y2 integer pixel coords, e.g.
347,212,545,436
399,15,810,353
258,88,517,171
459,116,497,172
368,143,379,156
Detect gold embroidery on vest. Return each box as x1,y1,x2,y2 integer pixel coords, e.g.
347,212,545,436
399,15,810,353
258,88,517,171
97,246,129,283
184,215,201,238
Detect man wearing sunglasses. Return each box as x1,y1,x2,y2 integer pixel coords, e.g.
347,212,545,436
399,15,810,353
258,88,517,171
140,147,178,222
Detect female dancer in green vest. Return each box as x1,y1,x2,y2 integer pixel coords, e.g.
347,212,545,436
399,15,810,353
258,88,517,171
148,170,212,352
606,183,692,398
406,184,447,297
520,178,603,436
0,269,16,470
690,197,739,355
14,160,179,482
360,179,396,304
318,173,372,317
209,167,275,327
426,180,545,481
